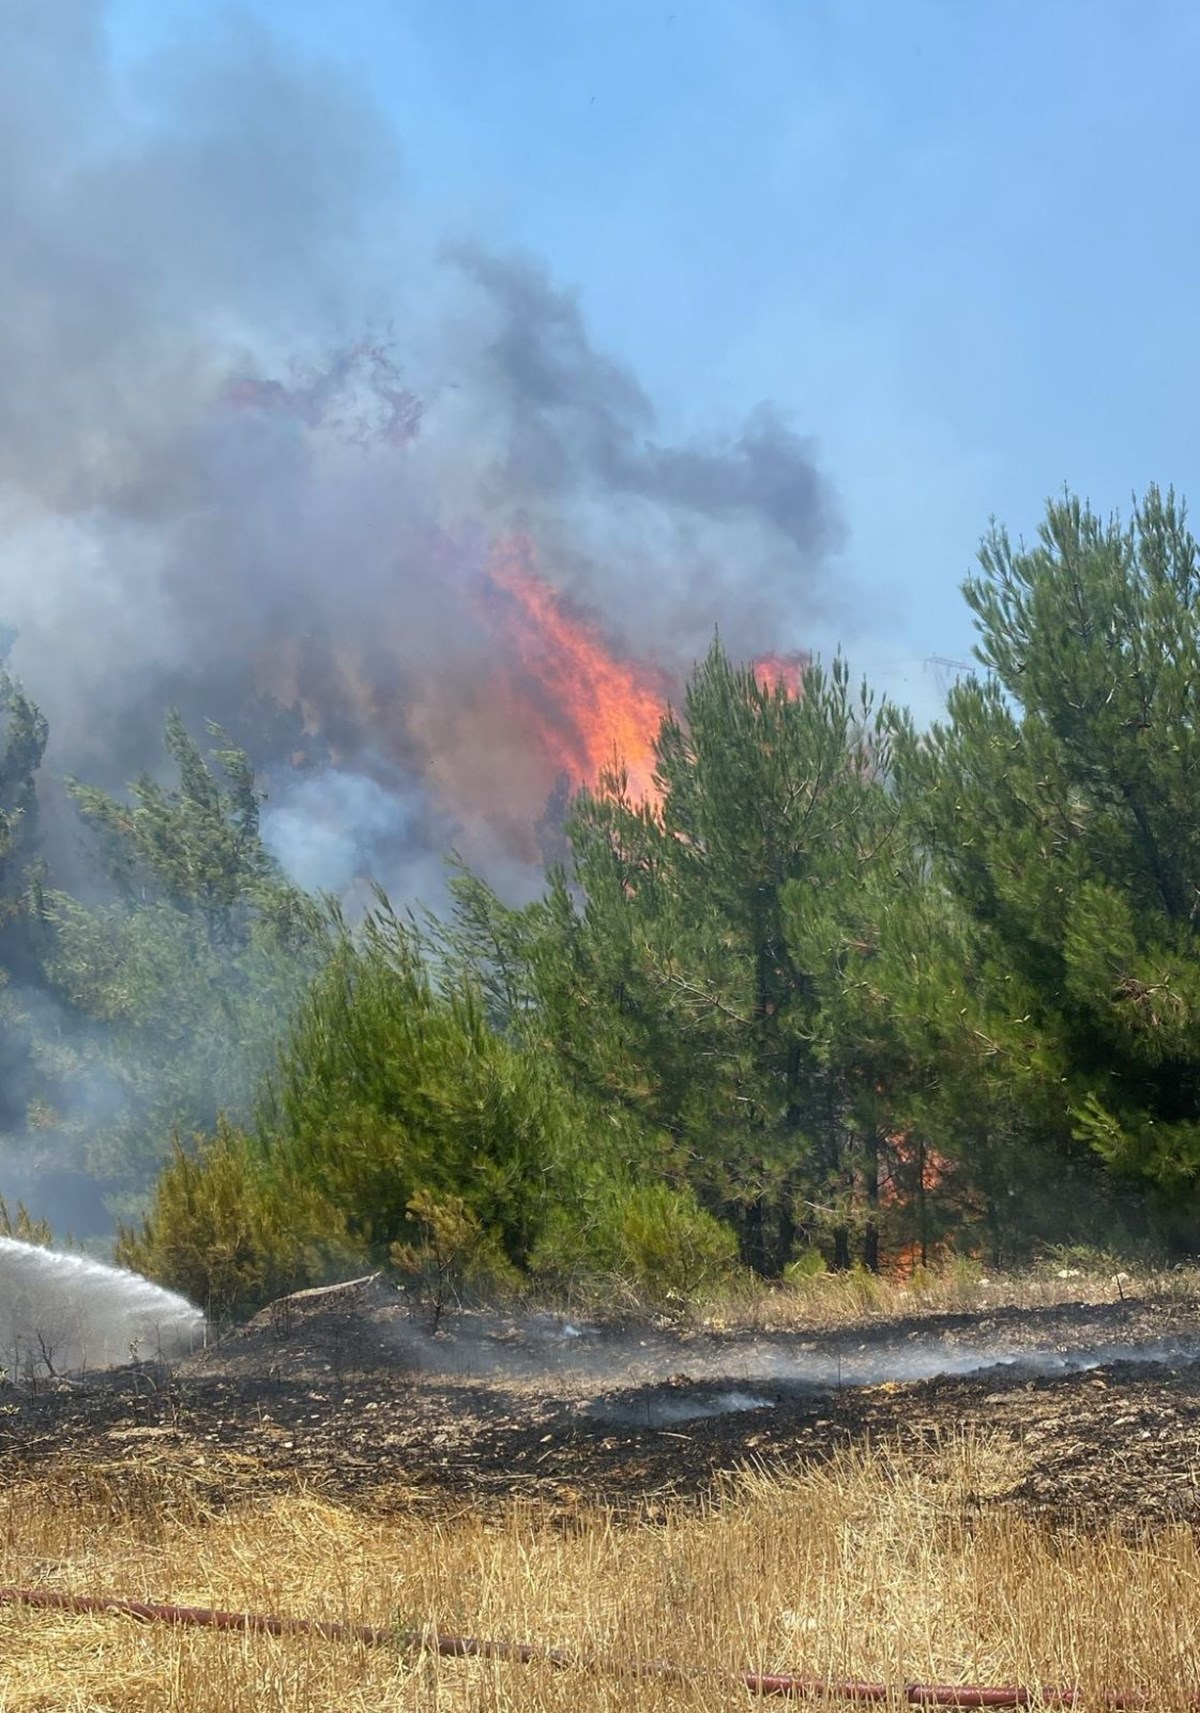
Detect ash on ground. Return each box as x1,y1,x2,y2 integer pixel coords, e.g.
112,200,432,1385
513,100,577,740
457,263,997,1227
6,1277,1200,1531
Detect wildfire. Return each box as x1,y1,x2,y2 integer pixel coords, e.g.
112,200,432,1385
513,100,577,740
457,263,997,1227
752,652,808,697
235,356,809,862
483,537,669,806
258,539,808,863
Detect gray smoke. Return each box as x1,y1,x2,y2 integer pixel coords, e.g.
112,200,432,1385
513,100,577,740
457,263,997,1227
459,246,830,550
0,0,843,896
373,1306,1200,1407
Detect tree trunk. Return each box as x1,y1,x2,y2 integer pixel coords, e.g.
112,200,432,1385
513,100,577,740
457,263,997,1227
863,1128,880,1274
916,1135,929,1270
744,1189,769,1276
773,1170,800,1273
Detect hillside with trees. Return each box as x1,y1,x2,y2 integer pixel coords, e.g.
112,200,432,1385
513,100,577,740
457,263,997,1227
1,489,1197,1310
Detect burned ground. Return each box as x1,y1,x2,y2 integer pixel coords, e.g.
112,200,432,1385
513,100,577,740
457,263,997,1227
5,1280,1200,1532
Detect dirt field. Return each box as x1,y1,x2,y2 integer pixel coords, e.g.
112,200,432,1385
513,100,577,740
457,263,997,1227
6,1276,1200,1532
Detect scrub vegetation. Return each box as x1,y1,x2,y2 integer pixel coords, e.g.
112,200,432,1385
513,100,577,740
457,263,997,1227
2,490,1200,1314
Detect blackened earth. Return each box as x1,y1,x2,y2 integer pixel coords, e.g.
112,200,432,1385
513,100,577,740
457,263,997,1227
5,1278,1200,1530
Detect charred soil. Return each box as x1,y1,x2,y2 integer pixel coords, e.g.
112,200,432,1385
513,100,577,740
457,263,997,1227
5,1278,1200,1532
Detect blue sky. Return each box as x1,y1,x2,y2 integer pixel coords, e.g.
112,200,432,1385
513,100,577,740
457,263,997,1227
103,0,1200,720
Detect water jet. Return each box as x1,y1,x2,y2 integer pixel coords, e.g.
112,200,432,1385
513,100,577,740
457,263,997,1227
0,1239,205,1379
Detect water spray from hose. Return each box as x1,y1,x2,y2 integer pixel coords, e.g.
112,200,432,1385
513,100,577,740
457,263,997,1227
0,1239,205,1379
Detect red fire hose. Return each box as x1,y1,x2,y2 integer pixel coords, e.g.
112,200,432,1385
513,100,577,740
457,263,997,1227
0,1584,1183,1708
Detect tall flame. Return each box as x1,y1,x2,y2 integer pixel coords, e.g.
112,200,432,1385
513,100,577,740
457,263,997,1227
483,536,668,805
258,529,806,866
235,354,809,868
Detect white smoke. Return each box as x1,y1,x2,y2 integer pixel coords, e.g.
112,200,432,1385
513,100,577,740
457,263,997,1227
259,765,451,909
376,1308,1200,1407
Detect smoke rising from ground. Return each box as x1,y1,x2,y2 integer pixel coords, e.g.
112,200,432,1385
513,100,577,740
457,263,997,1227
374,1305,1200,1425
198,1288,1200,1426
0,0,844,897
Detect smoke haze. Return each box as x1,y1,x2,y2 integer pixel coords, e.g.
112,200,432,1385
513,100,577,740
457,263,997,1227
1,0,844,899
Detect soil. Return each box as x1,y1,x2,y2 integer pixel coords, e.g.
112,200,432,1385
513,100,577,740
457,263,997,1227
6,1277,1200,1531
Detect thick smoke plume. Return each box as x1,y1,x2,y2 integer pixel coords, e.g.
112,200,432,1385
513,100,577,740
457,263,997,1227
0,0,843,899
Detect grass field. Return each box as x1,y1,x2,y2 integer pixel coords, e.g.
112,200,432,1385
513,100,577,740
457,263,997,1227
4,1427,1200,1711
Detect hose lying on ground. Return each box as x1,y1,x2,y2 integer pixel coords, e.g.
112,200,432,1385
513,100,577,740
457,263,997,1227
0,1585,1183,1708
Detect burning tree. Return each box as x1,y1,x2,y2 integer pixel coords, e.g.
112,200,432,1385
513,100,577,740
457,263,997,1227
450,640,919,1275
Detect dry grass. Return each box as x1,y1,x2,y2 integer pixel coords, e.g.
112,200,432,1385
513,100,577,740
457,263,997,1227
3,1431,1200,1710
685,1259,1200,1335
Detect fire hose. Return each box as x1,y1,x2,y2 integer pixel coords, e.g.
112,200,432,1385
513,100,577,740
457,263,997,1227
0,1584,1187,1708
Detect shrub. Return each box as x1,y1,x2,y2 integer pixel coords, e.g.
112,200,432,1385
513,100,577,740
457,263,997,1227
783,1247,828,1283
0,1196,54,1247
390,1188,522,1329
531,1179,739,1304
125,907,648,1317
116,1119,353,1318
258,911,608,1271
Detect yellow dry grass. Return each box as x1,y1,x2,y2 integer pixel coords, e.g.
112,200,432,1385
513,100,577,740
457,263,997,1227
2,1430,1199,1711
686,1259,1200,1335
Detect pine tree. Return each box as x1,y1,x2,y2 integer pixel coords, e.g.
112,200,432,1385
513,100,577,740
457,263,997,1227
0,658,53,1145
42,715,329,1207
0,664,48,965
66,710,282,940
901,487,1200,1235
451,641,913,1273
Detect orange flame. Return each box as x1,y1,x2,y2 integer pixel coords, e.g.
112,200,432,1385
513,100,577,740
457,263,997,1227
484,537,668,805
234,356,808,852
752,652,808,697
880,1135,960,1280
257,528,809,860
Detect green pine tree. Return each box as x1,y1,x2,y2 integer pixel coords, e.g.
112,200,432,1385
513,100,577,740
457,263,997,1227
42,714,330,1209
900,487,1200,1241
450,641,913,1273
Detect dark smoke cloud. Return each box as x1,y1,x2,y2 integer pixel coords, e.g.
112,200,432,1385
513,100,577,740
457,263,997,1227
0,0,845,901
455,244,839,558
